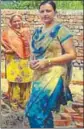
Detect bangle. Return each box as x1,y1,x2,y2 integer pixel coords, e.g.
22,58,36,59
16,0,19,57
48,59,51,66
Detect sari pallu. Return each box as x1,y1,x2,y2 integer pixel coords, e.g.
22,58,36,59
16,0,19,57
1,27,31,58
25,24,73,128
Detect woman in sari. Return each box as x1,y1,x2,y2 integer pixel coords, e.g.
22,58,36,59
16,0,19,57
1,14,33,111
25,0,76,128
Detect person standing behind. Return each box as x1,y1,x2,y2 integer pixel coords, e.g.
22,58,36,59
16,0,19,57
1,14,33,111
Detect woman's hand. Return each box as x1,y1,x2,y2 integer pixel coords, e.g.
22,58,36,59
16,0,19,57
29,59,48,70
1,41,14,54
2,48,14,54
5,49,14,54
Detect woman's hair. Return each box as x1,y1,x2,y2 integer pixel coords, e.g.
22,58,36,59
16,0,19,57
10,14,22,24
39,0,56,12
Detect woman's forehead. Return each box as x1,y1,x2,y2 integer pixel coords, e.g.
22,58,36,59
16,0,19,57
12,16,21,20
40,3,54,10
10,15,22,23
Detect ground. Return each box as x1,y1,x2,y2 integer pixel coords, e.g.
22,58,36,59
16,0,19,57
1,78,83,128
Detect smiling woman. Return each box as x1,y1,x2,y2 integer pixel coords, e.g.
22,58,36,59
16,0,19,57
1,14,33,111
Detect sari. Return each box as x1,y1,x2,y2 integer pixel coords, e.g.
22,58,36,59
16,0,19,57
2,27,31,58
1,27,33,109
25,24,73,128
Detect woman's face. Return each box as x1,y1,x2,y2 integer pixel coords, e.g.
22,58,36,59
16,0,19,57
10,16,22,29
39,3,55,25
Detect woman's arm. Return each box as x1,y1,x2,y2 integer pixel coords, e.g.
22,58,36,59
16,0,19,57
1,33,14,54
1,36,11,50
47,37,76,66
1,41,14,54
1,47,14,54
31,37,76,70
5,49,15,54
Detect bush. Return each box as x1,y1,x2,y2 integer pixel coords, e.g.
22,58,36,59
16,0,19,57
1,0,83,10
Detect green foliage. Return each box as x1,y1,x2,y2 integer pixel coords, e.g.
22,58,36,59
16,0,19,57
0,0,83,10
56,0,83,10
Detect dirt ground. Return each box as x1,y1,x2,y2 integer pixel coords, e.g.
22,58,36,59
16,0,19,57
1,61,83,128
1,78,83,128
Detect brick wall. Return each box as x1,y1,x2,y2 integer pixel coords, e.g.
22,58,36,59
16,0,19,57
1,9,83,84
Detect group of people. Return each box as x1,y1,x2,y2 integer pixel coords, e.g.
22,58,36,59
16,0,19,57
1,0,76,128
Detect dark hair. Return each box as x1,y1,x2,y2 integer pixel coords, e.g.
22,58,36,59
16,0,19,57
39,0,56,12
10,14,22,24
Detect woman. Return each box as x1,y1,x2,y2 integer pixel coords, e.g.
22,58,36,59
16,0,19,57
25,0,76,128
1,14,33,111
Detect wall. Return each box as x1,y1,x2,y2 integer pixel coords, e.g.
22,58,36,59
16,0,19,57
1,9,83,84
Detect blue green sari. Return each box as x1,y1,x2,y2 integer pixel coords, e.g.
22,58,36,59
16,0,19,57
25,24,73,128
